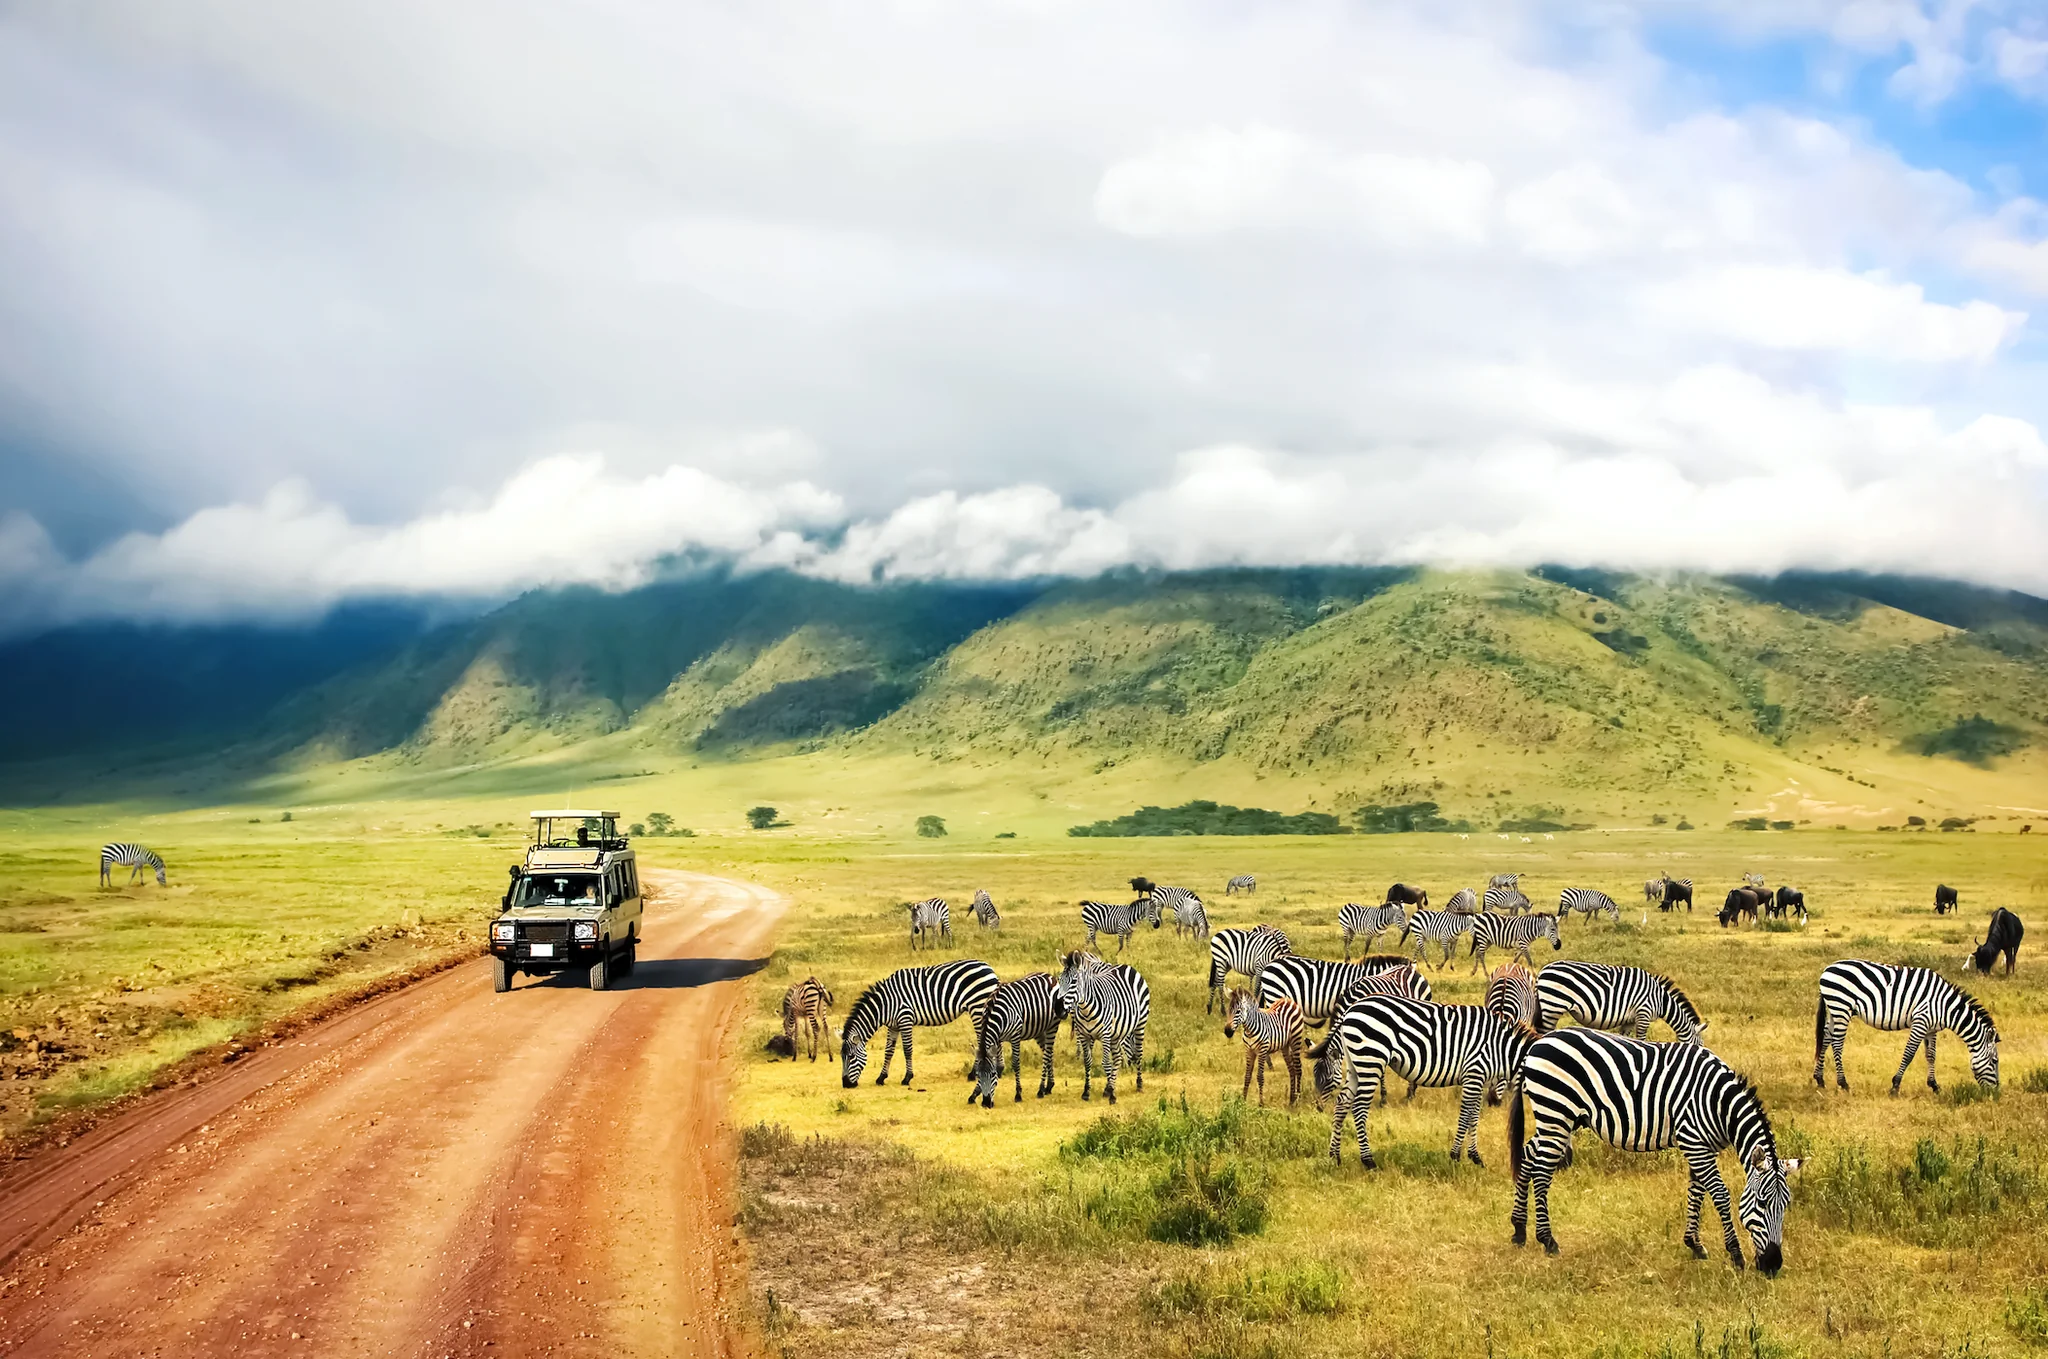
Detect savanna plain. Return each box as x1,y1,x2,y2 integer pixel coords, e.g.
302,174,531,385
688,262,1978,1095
1,808,2044,1359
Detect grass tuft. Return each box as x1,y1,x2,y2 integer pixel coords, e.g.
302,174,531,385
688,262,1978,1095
1805,1136,2044,1246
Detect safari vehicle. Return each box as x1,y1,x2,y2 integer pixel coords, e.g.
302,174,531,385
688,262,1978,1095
488,811,644,992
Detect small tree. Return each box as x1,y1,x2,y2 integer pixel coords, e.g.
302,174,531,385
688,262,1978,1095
646,812,673,836
629,823,646,837
746,806,780,830
916,815,947,838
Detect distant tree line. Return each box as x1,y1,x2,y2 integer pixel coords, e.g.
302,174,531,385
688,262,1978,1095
1068,800,1346,837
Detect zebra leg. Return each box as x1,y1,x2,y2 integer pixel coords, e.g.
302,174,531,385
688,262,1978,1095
1343,928,1354,963
1891,1013,1931,1095
1242,1045,1256,1101
1923,1027,1940,1093
1830,1018,1850,1090
899,1026,915,1085
1527,1136,1565,1253
1469,942,1486,976
1036,1036,1055,1098
1454,1073,1485,1166
1284,1040,1302,1107
1633,1008,1653,1040
1101,1040,1121,1105
1079,1037,1094,1101
877,1027,899,1084
1129,1023,1146,1093
1012,1038,1025,1103
1355,1066,1384,1168
1693,1155,1743,1268
1681,1167,1708,1258
1255,1047,1266,1105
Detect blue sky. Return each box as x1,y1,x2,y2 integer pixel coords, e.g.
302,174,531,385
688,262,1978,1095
1,0,2045,631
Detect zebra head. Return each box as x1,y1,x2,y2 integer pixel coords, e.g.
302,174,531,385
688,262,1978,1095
1540,913,1562,951
1959,998,2001,1088
1220,987,1252,1038
1056,950,1091,1014
840,995,879,1088
841,1040,868,1087
1136,896,1163,929
1738,1148,1801,1274
970,1033,1004,1107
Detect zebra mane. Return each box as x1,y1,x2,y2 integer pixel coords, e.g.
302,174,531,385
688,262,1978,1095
1655,973,1703,1023
1950,983,1998,1037
841,983,886,1044
1727,1069,1780,1164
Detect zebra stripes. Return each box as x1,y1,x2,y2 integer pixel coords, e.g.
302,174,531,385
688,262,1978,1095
1813,960,1999,1094
842,960,999,1087
1225,875,1257,895
1467,911,1561,972
1444,888,1479,915
1488,873,1521,891
971,972,1065,1107
1207,925,1292,1013
1482,886,1532,915
905,898,951,951
970,889,1001,930
1534,960,1706,1044
1338,902,1408,961
1511,1028,1796,1271
1317,997,1533,1167
781,977,835,1062
1335,961,1433,1009
99,843,165,887
1221,989,1305,1105
1485,963,1537,1028
1058,950,1151,1104
1256,954,1414,1025
1557,888,1620,924
1743,872,1767,890
1399,908,1474,968
1154,886,1209,940
1079,897,1160,953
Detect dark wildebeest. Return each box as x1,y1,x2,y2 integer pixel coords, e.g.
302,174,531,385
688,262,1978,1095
1934,884,1958,915
1964,908,2023,977
1661,878,1694,913
1387,882,1428,908
1130,876,1156,897
1718,888,1762,927
1771,886,1806,923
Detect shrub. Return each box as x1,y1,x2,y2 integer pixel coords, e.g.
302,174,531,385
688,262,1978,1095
280,812,293,822
745,805,781,830
1908,714,2026,766
1353,801,1469,834
628,822,645,837
1769,820,1794,831
1145,1155,1269,1246
646,812,673,835
915,815,947,838
1069,801,1347,837
1805,1137,2044,1245
1729,817,1770,831
2019,1066,2048,1095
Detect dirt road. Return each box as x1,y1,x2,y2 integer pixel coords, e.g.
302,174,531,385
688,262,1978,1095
0,870,784,1358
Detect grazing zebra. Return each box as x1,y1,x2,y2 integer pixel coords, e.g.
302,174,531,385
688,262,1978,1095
1660,877,1694,912
1222,988,1305,1105
1743,872,1767,890
1058,950,1151,1104
781,976,835,1061
1079,897,1160,953
969,889,1001,930
99,843,166,887
1338,902,1408,961
1467,911,1562,973
1511,1029,1798,1270
1154,886,1209,940
905,898,951,951
1399,908,1474,969
1558,888,1620,924
1485,962,1538,1027
1534,960,1705,1044
1257,954,1414,1025
1316,996,1534,1167
971,972,1065,1107
1444,887,1480,915
1207,925,1292,1013
1488,872,1521,891
1482,885,1532,915
1225,875,1257,895
1813,960,1999,1095
841,960,1000,1087
1643,878,1665,905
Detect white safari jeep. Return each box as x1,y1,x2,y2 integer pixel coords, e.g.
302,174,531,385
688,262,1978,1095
488,811,644,992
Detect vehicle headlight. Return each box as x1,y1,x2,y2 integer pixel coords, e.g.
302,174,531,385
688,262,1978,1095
573,921,598,941
490,921,516,942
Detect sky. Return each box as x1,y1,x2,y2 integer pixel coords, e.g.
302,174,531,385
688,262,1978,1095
2,0,2046,633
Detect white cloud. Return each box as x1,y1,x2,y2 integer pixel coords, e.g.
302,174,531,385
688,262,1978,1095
1643,266,2024,360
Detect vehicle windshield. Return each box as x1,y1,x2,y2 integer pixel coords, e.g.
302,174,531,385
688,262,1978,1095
513,873,600,909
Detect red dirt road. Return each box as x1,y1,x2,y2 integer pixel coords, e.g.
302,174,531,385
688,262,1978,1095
0,870,784,1357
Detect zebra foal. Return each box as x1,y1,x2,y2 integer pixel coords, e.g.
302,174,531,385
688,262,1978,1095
1338,902,1408,960
1058,950,1151,1104
781,977,835,1061
970,889,1001,930
1511,1029,1798,1271
841,960,999,1088
1467,911,1561,973
971,972,1065,1106
905,898,951,951
1813,960,1998,1095
1221,988,1305,1105
99,843,166,887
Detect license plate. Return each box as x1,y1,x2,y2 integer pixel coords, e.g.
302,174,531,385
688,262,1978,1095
528,943,555,958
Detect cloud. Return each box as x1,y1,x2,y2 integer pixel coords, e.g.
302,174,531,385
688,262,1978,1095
1643,266,2025,360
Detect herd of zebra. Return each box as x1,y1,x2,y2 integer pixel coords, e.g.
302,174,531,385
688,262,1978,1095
777,869,2023,1271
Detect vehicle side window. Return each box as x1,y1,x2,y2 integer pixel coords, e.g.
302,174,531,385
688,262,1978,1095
626,862,639,899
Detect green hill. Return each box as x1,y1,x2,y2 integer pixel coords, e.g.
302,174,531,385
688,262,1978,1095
3,566,2043,829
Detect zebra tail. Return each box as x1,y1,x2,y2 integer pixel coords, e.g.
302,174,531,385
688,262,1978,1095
1507,1086,1526,1180
1304,1034,1330,1062
1813,994,1826,1062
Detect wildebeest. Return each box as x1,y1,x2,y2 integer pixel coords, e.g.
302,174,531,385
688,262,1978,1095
1768,886,1806,923
1718,888,1762,927
1934,884,1958,915
1387,882,1428,908
1661,878,1694,913
1129,876,1156,897
1965,908,2023,976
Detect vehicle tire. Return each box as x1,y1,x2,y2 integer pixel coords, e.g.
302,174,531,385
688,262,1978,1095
589,950,609,992
492,956,512,994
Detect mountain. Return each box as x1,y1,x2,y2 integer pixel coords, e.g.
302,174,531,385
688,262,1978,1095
2,566,2043,826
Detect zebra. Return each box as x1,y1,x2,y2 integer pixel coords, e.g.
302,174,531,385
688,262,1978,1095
971,972,1065,1107
1743,872,1767,890
1485,962,1538,1027
1309,964,1438,1111
969,889,1001,930
99,843,165,887
1534,960,1706,1044
1206,925,1292,1013
1155,886,1209,940
1642,878,1665,905
1467,911,1562,973
1257,954,1414,1025
841,960,999,1087
1221,988,1305,1105
1398,908,1474,969
905,898,951,951
1315,996,1534,1167
781,976,835,1062
1079,897,1161,953
1337,902,1408,961
1225,875,1257,895
1444,887,1479,915
1660,877,1694,912
1488,872,1521,891
1058,950,1150,1104
1813,960,1999,1095
1558,888,1620,924
1510,1028,1799,1270
1483,885,1532,914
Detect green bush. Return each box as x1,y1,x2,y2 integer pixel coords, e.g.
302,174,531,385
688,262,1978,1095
1908,714,2026,766
745,805,781,830
1069,801,1347,837
915,815,947,838
1353,801,1470,834
2006,1286,2048,1345
1145,1156,1269,1246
